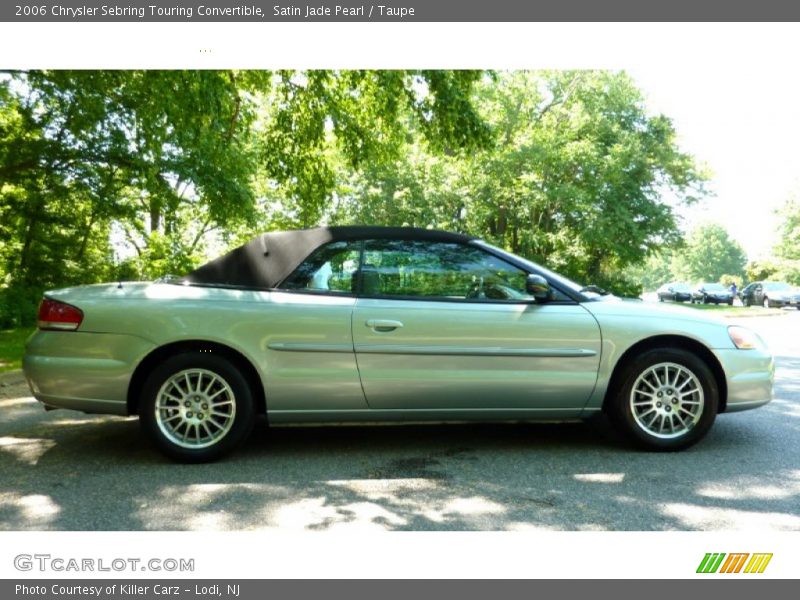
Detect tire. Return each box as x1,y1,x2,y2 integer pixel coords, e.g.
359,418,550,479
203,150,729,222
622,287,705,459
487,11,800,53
703,296,709,304
743,297,750,307
659,296,664,302
139,352,256,462
728,300,733,306
607,348,718,451
763,297,770,309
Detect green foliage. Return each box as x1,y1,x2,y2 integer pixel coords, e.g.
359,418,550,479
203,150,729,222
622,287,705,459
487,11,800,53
0,70,258,323
769,194,800,285
623,251,678,293
774,195,800,262
0,327,34,372
0,286,40,328
672,223,747,283
745,259,781,283
2,69,715,323
720,274,744,289
332,71,708,296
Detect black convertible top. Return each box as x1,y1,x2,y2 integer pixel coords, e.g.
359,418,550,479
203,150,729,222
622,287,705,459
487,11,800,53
181,226,477,289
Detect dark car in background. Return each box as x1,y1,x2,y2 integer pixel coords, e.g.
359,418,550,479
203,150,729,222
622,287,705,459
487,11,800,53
657,282,692,303
691,283,734,305
740,281,800,309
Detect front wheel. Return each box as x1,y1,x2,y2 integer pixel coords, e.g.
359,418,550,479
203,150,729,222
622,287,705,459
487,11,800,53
139,352,255,462
607,348,718,451
763,297,770,309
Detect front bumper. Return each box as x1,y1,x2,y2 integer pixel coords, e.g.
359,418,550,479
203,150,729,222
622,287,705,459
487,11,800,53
713,348,774,412
23,330,155,415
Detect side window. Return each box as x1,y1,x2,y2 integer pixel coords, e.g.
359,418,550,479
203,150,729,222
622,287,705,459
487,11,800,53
361,240,535,301
281,241,361,293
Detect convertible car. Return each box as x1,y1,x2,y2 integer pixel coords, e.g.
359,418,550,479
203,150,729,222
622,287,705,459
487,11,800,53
23,226,774,462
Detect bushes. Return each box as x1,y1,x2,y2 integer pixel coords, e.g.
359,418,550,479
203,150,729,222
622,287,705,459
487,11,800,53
0,285,43,329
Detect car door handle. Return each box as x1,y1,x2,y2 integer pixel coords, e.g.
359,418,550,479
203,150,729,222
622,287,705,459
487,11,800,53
365,319,404,332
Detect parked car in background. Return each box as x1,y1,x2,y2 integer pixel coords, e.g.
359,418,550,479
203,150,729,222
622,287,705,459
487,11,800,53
23,226,774,461
691,283,734,305
740,281,800,309
656,282,692,303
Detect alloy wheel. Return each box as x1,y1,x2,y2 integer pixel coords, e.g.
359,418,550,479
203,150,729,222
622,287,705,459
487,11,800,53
154,368,237,449
629,362,704,439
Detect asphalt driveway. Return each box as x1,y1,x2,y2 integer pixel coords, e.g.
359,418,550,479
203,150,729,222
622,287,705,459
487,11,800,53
1,311,798,531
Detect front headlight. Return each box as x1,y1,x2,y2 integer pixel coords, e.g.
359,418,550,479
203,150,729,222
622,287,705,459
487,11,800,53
728,326,766,350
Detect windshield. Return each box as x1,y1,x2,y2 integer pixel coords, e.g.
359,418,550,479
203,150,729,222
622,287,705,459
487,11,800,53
673,283,691,291
764,282,791,291
474,240,590,296
702,283,726,291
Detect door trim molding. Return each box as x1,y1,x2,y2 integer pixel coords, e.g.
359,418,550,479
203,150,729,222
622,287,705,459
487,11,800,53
353,344,597,357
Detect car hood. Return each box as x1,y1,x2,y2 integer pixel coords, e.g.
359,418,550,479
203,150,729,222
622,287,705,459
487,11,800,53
582,297,727,326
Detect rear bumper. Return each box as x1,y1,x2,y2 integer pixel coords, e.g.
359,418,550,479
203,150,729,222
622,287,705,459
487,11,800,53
713,348,774,412
22,330,155,415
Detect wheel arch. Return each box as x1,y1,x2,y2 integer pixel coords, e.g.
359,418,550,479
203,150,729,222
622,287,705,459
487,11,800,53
127,340,267,417
603,335,728,413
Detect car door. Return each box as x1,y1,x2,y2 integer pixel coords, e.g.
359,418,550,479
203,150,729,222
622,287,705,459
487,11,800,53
752,283,764,305
265,240,367,414
351,239,602,412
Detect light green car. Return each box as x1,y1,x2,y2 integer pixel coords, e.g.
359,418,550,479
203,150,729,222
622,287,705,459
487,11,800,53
23,226,774,462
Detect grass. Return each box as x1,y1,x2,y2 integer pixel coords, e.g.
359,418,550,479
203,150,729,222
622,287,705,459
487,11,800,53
680,303,789,317
0,328,34,372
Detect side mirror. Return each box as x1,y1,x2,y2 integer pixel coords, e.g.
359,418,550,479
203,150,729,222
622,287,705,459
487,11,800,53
526,274,551,301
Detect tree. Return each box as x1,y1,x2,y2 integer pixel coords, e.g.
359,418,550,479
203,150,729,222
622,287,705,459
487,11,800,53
623,251,678,292
332,71,708,295
0,69,493,325
673,223,747,283
771,194,800,284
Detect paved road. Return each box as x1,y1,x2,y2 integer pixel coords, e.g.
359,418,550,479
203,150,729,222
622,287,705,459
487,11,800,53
1,311,798,531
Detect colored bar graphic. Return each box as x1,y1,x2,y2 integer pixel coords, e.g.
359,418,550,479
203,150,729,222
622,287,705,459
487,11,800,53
698,552,772,574
697,553,726,573
720,553,749,573
733,553,749,573
744,553,773,574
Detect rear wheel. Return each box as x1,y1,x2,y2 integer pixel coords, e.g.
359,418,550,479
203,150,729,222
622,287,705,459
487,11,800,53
139,352,255,462
607,348,718,451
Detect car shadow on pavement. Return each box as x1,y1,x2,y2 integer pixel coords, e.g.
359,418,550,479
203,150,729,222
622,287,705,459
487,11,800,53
1,410,798,531
1,353,799,532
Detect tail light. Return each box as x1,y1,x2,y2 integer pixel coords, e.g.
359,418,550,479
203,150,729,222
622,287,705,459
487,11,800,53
37,298,84,331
